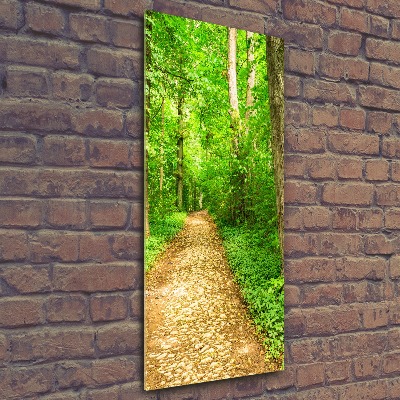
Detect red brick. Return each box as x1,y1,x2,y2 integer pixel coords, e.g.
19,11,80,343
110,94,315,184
284,206,303,230
96,322,141,355
365,234,400,255
376,185,400,206
285,155,308,178
265,18,323,50
46,295,87,322
365,159,389,181
285,101,310,126
111,232,141,260
367,111,393,134
286,48,315,75
73,108,124,136
327,0,363,8
290,337,335,363
370,63,400,91
95,78,136,108
325,360,351,384
6,66,49,97
312,104,338,127
87,46,142,80
0,265,50,293
0,297,44,327
0,199,42,227
44,0,100,10
284,181,318,204
90,294,128,322
43,136,86,166
370,14,390,37
89,139,130,169
110,20,142,49
354,355,382,379
332,208,356,230
284,285,300,307
328,132,379,156
388,328,400,349
0,134,36,164
304,79,356,105
336,257,385,281
284,75,300,98
302,284,342,306
120,382,157,400
130,290,143,319
303,206,331,229
337,158,363,179
89,201,129,228
328,31,362,56
366,37,400,65
130,202,143,230
296,363,325,388
286,309,306,338
340,8,368,33
362,305,389,329
0,229,29,261
126,107,143,138
70,13,108,43
339,379,387,399
229,0,277,14
358,209,383,230
385,208,400,230
47,199,86,229
389,255,400,279
0,333,8,362
26,2,65,35
53,262,140,292
339,108,366,130
87,386,120,400
104,0,152,16
30,231,79,263
52,71,93,101
383,139,400,160
0,36,80,69
343,281,386,303
336,332,387,358
285,258,336,283
361,85,400,112
319,55,369,82
393,20,400,40
322,182,373,206
0,0,23,30
384,352,400,374
284,233,319,257
308,156,335,180
285,127,325,153
283,0,336,26
366,0,400,18
130,140,142,169
319,233,363,256
10,328,94,361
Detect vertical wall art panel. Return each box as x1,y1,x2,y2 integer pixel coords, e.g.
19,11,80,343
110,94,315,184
144,10,285,390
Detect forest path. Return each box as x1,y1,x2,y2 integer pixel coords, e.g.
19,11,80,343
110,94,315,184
145,210,276,390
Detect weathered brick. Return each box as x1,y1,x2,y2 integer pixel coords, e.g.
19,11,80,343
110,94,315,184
383,139,400,160
290,337,336,363
10,328,94,361
46,295,87,322
130,140,143,168
284,75,301,98
284,233,319,257
366,38,400,65
340,8,368,33
89,201,129,228
0,0,23,30
285,127,325,153
319,54,369,81
6,66,49,97
336,332,387,358
389,255,400,279
367,111,393,134
130,202,143,230
104,0,152,16
130,290,143,320
73,108,124,136
365,159,389,181
296,362,325,388
365,234,400,255
286,258,336,284
303,206,332,229
328,132,379,155
376,184,400,206
283,0,336,26
96,322,141,355
87,46,142,80
332,208,357,230
325,360,351,384
43,0,101,10
339,108,366,130
0,134,36,164
366,0,400,18
285,102,310,126
0,297,44,327
386,208,400,230
353,355,382,379
308,156,335,180
384,352,400,374
327,0,364,7
0,36,80,69
90,294,128,321
358,209,383,230
328,31,362,56
69,13,109,43
0,229,29,261
343,281,386,303
47,199,86,229
26,2,65,35
229,0,277,14
285,181,318,204
110,19,142,49
304,79,356,105
53,262,140,292
319,233,363,256
302,284,342,306
370,14,390,37
88,139,130,168
312,104,338,127
393,20,400,40
232,374,264,398
370,63,400,91
322,182,373,206
336,257,386,281
285,155,308,178
0,265,51,293
95,78,136,108
286,48,315,75
43,136,86,166
337,157,363,180
0,199,42,227
126,107,143,138
52,71,93,101
86,386,120,400
338,379,387,399
362,305,389,329
284,285,300,308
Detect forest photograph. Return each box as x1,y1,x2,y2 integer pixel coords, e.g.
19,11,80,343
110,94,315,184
144,10,284,390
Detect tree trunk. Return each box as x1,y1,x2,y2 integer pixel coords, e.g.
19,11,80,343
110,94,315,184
159,97,165,194
245,31,256,122
266,36,285,261
176,97,184,211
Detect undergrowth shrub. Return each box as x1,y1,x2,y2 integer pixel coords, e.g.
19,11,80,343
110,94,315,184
219,224,284,364
145,212,187,272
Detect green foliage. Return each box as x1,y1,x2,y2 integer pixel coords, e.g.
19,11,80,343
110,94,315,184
145,212,187,272
219,224,284,363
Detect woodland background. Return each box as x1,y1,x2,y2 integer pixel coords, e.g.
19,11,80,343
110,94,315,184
1,0,400,399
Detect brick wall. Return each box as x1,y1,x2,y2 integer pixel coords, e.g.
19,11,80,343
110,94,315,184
0,0,399,398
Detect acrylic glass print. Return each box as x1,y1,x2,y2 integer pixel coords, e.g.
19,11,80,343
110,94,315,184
144,10,285,390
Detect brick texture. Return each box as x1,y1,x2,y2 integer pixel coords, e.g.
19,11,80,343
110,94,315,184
0,0,399,399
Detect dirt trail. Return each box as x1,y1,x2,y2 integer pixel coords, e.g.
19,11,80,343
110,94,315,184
144,211,277,390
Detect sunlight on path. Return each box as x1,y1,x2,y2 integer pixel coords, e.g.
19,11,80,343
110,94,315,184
144,211,277,390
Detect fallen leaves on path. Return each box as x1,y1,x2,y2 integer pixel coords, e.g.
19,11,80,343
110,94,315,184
144,211,279,390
